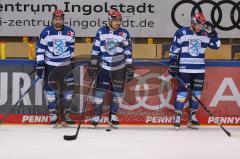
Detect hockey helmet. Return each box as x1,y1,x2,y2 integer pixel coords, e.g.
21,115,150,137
191,12,206,25
53,9,65,18
108,9,122,21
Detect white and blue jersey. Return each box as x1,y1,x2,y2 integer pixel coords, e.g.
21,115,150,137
169,27,221,73
91,26,132,71
36,25,75,66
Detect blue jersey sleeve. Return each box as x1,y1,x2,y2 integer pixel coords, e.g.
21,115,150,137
169,29,182,63
91,29,101,64
69,29,75,59
124,31,133,65
36,28,48,64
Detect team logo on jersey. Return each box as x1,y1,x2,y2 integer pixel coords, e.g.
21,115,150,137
67,31,74,37
189,39,201,57
53,39,66,55
105,38,118,55
119,32,127,38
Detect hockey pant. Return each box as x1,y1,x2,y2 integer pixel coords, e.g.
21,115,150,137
44,64,74,116
93,68,126,116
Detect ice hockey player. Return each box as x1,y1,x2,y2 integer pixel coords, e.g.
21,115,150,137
89,8,134,127
169,12,221,129
36,9,75,125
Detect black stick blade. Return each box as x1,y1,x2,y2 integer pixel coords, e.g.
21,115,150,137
63,135,77,141
222,127,231,137
226,132,231,137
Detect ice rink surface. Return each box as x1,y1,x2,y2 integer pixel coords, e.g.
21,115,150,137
0,125,239,159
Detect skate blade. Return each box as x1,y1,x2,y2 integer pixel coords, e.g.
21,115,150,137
88,125,109,130
174,126,180,130
52,123,61,128
90,121,100,129
109,122,119,129
187,123,199,130
92,125,98,129
61,122,74,128
87,124,98,129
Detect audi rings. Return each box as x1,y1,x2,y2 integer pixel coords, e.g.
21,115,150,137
120,73,175,111
171,0,240,31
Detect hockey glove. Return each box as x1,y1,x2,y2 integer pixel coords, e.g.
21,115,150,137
118,40,130,49
203,21,218,38
70,57,76,70
125,64,135,82
169,61,179,77
36,63,44,79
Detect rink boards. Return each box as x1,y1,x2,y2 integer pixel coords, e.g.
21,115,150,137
0,60,240,125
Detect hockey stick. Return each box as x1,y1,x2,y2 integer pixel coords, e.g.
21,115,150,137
15,77,41,106
63,79,96,140
7,69,36,96
0,77,41,123
175,75,231,137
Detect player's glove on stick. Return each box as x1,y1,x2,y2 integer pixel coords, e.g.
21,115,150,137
36,63,44,79
125,64,135,82
169,61,179,77
203,21,218,38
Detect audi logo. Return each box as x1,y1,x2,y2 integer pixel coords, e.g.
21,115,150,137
120,73,175,111
171,0,240,31
78,64,189,112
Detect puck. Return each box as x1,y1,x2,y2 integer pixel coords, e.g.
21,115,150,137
106,128,111,132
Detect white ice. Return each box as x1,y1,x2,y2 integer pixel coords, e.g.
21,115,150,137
0,125,239,159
